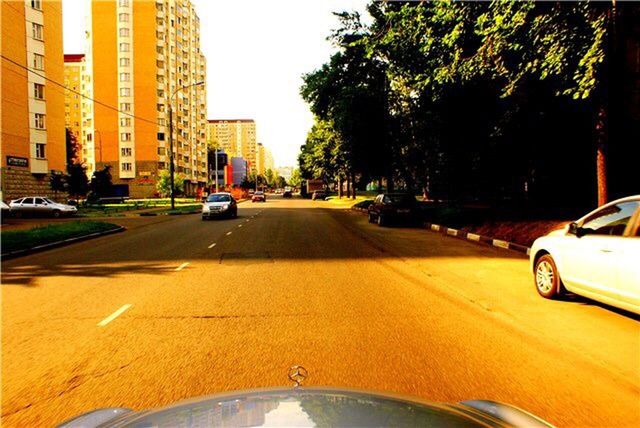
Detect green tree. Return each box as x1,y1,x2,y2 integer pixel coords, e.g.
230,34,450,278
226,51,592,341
156,169,186,198
289,169,302,188
264,168,276,188
88,166,113,202
65,128,89,197
275,175,287,189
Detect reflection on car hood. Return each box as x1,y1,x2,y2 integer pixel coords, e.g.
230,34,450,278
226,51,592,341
58,387,552,428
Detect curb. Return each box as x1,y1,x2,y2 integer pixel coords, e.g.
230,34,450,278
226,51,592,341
350,207,530,255
1,226,126,260
423,222,530,255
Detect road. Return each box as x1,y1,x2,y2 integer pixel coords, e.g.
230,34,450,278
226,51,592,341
2,196,639,427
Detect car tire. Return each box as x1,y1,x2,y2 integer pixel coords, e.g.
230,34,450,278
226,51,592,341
534,254,562,299
377,214,386,227
52,210,61,218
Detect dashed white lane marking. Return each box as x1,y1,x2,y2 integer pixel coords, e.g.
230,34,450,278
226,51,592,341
97,304,132,327
175,262,190,271
208,243,217,249
226,231,232,236
245,219,250,222
238,224,243,228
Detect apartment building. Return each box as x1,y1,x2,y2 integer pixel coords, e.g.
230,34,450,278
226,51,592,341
63,53,89,165
256,142,274,175
207,119,257,173
1,0,66,201
86,0,207,198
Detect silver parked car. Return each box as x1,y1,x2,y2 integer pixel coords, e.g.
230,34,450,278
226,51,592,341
9,197,78,218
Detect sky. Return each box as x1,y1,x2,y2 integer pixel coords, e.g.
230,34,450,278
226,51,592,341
62,0,370,168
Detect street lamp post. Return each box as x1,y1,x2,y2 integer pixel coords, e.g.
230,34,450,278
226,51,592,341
168,81,204,210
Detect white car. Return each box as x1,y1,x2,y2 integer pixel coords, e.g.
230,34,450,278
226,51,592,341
9,196,78,218
530,195,640,315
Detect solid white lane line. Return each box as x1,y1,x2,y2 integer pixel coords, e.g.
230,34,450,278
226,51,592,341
97,304,132,327
175,262,190,271
226,231,232,236
208,243,217,249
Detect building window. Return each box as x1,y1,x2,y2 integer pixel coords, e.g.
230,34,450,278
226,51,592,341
157,132,165,141
158,161,166,169
118,0,129,7
120,117,131,126
119,28,130,37
119,58,130,67
157,89,164,97
118,13,129,22
33,53,44,70
32,23,44,41
119,87,131,97
34,113,45,129
158,147,166,155
31,0,41,10
157,104,165,112
122,162,132,171
119,43,130,52
158,118,165,126
121,132,131,141
121,147,132,157
120,102,131,111
119,72,130,82
33,83,44,100
35,143,46,158
156,60,164,68
156,75,164,83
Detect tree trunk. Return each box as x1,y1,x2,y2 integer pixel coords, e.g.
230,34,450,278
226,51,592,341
337,177,343,198
595,105,609,206
351,172,357,199
346,176,351,198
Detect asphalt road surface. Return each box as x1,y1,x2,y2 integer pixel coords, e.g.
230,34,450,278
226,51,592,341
2,196,639,427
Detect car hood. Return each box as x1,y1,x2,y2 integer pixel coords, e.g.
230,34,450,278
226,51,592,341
204,202,230,207
58,387,552,428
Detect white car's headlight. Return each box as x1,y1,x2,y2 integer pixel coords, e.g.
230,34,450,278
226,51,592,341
221,204,229,210
202,205,210,212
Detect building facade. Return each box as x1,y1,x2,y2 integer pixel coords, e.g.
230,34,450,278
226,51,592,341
1,0,66,202
63,53,89,165
85,0,207,198
207,119,256,173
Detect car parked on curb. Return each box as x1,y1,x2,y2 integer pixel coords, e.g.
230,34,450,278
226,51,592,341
312,190,328,201
368,193,420,227
530,195,640,315
9,197,77,218
252,191,266,202
283,189,293,198
1,200,10,221
202,193,238,220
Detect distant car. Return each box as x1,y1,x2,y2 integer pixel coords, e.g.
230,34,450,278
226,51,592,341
9,197,77,218
202,193,238,220
283,189,293,198
311,190,328,201
368,193,420,227
530,195,640,315
252,191,266,202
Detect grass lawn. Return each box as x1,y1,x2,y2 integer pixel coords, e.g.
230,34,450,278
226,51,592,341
154,204,202,215
1,221,120,254
325,195,373,207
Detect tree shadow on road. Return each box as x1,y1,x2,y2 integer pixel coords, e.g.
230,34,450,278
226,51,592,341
1,263,175,287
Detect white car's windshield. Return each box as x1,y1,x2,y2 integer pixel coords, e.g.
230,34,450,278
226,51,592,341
207,195,230,203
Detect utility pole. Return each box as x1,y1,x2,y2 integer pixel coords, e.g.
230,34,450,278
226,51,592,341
214,143,219,193
168,81,204,210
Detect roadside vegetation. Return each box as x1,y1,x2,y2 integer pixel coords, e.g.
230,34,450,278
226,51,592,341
1,221,120,254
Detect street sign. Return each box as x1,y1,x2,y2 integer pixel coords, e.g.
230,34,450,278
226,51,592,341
6,156,28,167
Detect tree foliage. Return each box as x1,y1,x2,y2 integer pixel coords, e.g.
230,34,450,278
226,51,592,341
156,169,186,197
298,0,628,205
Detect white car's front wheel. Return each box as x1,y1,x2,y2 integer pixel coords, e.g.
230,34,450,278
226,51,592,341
535,254,562,299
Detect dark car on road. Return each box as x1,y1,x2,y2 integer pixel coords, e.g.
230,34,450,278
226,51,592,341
202,193,238,220
283,189,293,198
368,193,420,226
